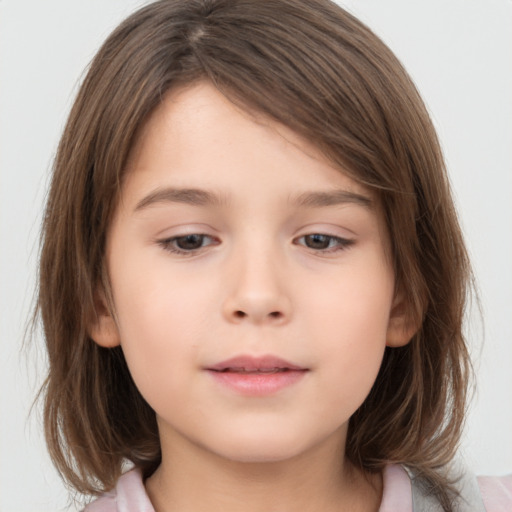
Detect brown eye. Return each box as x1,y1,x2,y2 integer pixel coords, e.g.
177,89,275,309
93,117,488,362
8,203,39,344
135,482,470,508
175,234,206,250
158,234,217,255
295,233,354,253
304,234,332,250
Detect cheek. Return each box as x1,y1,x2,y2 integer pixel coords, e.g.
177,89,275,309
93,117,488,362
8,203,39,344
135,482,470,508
300,261,393,407
111,238,216,335
108,256,214,402
302,257,394,342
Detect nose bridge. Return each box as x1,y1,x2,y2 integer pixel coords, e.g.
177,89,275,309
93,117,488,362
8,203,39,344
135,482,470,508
222,231,291,324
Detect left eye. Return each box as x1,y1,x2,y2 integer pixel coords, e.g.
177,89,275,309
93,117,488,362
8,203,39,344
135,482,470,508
295,234,353,252
158,234,217,254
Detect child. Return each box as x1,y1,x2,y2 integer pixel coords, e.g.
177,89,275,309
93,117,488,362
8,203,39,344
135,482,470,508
37,0,511,511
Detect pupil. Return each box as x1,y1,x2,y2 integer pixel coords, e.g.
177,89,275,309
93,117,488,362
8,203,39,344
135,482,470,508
306,234,329,249
177,234,203,250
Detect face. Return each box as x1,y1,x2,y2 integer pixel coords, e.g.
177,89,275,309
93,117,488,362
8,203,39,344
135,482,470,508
91,82,411,464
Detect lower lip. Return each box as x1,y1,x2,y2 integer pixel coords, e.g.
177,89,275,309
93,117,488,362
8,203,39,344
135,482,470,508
207,370,307,396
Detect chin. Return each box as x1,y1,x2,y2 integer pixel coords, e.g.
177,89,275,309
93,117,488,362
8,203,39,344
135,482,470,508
200,426,321,465
216,443,304,464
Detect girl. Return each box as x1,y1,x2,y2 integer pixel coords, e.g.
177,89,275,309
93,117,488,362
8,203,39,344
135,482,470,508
37,0,511,511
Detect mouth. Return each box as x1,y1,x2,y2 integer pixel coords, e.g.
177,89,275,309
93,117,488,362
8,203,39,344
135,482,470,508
206,355,308,396
207,355,307,373
215,367,292,374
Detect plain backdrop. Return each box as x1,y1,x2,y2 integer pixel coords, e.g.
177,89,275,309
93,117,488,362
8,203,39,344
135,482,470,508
1,1,511,511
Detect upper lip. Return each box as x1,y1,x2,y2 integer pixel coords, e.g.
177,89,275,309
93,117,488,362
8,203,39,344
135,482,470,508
207,355,307,372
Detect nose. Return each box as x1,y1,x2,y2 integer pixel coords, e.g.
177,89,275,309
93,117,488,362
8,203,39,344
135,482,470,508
221,243,292,325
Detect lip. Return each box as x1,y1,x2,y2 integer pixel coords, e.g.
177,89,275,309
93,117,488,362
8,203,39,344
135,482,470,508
208,355,306,372
206,355,308,396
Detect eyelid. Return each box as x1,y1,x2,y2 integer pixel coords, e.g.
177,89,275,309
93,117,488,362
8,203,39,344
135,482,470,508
156,233,219,256
155,227,355,257
293,233,355,254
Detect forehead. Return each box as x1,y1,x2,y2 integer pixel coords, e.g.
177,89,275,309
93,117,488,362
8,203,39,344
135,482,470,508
124,81,375,205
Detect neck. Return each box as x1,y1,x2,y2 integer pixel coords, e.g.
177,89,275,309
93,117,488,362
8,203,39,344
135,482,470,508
145,429,382,512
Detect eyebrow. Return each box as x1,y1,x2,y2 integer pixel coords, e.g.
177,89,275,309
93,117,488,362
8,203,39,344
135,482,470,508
290,189,373,209
134,187,226,211
134,186,373,212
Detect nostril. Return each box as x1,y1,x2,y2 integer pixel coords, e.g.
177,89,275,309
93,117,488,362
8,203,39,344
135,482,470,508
232,310,282,320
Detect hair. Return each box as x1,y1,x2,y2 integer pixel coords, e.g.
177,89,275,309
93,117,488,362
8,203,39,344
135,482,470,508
37,0,472,510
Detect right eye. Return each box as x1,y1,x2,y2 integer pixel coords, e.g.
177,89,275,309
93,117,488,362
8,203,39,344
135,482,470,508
157,234,218,255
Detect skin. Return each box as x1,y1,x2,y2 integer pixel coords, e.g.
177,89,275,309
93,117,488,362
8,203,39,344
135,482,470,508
90,82,414,512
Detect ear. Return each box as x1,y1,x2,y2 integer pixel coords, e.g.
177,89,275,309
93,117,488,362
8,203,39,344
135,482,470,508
386,290,419,347
88,288,121,348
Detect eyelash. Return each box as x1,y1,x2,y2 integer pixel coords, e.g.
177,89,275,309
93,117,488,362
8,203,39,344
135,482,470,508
157,234,218,255
157,233,354,256
295,234,355,253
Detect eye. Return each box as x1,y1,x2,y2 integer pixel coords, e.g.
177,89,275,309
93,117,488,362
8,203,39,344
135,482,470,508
295,233,354,253
157,234,218,255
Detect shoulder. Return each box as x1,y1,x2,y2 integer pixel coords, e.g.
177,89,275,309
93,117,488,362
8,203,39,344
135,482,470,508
379,465,413,512
83,469,155,512
477,474,512,512
380,464,512,512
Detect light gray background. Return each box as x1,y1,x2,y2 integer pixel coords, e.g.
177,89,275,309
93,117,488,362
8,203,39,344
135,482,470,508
1,1,511,511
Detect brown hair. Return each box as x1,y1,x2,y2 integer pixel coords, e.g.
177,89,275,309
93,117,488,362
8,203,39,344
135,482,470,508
38,0,472,509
